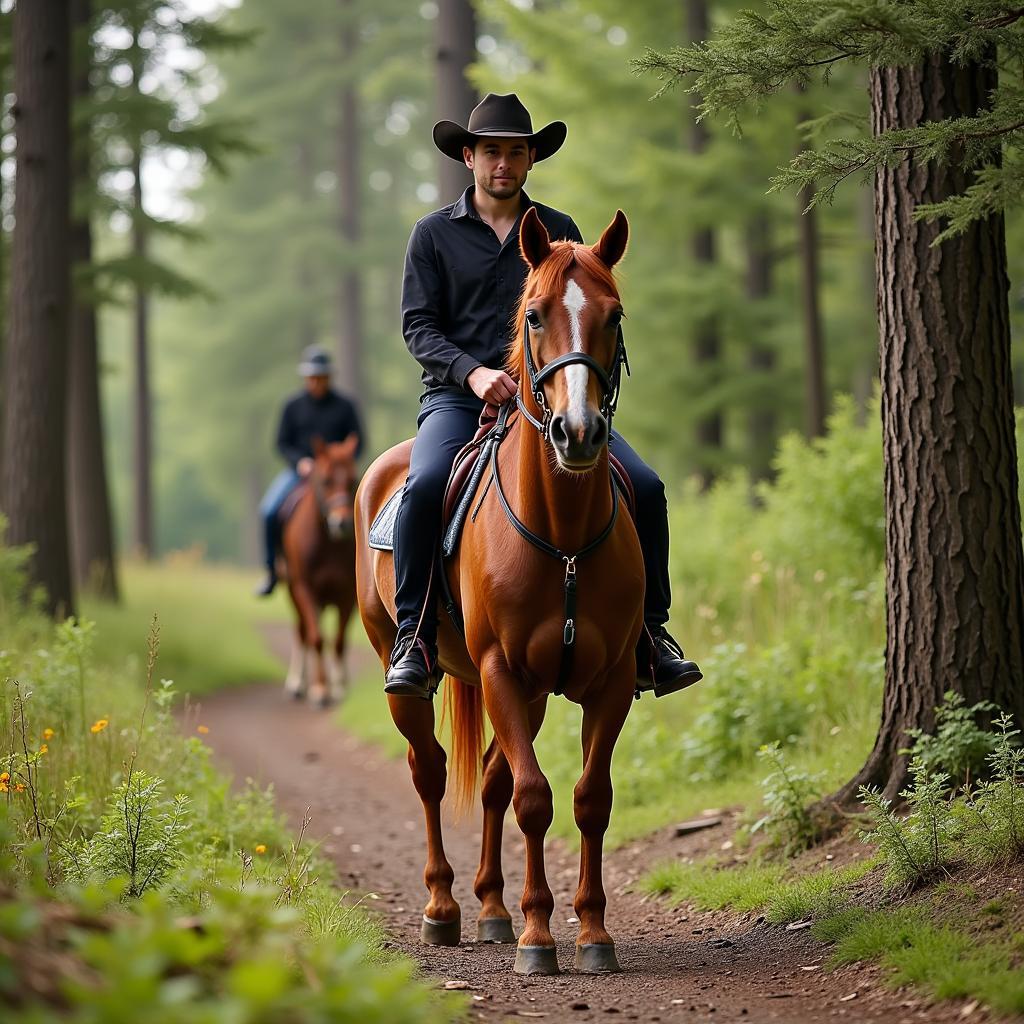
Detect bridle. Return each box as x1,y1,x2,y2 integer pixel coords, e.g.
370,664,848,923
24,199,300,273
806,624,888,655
484,310,631,695
312,466,355,535
514,314,630,441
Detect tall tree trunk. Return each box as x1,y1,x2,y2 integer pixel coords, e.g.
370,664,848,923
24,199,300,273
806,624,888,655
831,54,1024,806
1,0,75,616
795,88,826,439
435,0,476,204
67,0,119,600
295,140,318,353
336,0,364,409
687,0,721,487
745,212,776,481
131,137,153,558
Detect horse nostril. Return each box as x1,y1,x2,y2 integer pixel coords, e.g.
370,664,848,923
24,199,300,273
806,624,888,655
549,414,569,448
590,415,608,450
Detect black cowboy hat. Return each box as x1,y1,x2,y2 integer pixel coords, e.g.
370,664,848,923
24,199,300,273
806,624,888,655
433,92,567,163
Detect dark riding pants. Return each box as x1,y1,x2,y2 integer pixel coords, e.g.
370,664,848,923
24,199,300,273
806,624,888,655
393,391,672,643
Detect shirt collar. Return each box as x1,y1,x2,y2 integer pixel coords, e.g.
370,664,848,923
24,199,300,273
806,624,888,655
449,185,536,221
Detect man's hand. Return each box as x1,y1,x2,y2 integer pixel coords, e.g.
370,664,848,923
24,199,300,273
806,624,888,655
467,366,518,405
297,457,314,477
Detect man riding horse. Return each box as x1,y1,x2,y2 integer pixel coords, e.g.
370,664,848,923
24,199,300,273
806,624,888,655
386,92,702,698
255,345,363,597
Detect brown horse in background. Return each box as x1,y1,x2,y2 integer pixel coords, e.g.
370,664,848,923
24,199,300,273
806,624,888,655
283,435,359,708
355,209,643,975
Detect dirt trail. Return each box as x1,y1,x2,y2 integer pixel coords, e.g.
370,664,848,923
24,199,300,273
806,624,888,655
187,625,977,1024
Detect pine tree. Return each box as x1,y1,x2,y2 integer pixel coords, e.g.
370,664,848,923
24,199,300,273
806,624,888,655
88,0,249,559
2,0,75,616
435,0,477,203
638,0,1024,800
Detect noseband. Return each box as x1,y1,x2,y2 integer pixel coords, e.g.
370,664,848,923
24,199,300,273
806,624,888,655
515,316,630,441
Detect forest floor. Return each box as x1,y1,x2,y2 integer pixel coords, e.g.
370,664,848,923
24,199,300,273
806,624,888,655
182,624,990,1024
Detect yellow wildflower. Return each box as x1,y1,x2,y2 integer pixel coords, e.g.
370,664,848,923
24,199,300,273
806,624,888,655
13,783,24,793
90,719,109,734
0,772,9,783
197,725,210,735
0,781,7,793
42,728,55,741
255,844,267,855
38,744,48,755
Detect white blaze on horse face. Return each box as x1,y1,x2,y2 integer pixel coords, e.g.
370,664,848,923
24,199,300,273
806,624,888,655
562,279,589,425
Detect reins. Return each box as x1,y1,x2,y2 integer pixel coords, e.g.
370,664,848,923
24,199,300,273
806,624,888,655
488,317,630,695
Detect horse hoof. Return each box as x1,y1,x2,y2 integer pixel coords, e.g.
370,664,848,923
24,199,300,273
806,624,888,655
514,944,559,975
477,917,516,943
312,694,332,710
421,914,461,946
286,688,304,702
574,943,621,974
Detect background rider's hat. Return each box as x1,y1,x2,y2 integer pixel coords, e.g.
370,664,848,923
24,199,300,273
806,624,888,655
433,92,567,163
297,344,333,377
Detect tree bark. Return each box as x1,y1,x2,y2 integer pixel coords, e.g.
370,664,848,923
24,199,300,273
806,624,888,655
745,213,776,481
67,0,119,600
1,0,75,616
129,27,153,559
336,0,364,409
435,0,476,204
832,55,1024,805
687,0,721,487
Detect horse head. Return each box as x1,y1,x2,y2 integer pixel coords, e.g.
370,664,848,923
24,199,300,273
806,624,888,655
514,207,629,472
311,434,359,540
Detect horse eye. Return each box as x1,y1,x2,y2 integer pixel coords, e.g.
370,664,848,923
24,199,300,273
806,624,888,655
608,311,623,329
525,309,542,330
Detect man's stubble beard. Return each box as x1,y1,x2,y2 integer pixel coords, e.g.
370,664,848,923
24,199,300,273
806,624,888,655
478,172,527,201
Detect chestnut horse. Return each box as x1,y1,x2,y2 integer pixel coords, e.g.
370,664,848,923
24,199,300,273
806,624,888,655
355,209,642,976
283,435,359,708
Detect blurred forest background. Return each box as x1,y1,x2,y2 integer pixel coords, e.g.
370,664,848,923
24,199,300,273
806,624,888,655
8,0,1022,567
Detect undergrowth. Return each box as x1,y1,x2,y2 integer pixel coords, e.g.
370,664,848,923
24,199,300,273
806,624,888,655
0,533,458,1023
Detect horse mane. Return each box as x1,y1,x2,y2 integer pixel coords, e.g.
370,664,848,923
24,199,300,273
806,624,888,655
506,242,620,383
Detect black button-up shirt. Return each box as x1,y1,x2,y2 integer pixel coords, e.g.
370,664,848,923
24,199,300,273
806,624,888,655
276,389,363,469
401,186,583,395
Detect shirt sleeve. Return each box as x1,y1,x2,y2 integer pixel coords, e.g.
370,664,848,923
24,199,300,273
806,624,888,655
401,220,480,388
276,400,304,468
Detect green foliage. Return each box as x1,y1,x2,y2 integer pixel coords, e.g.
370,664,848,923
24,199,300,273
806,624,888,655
906,690,998,787
0,543,455,1022
65,770,190,898
751,741,823,853
641,859,785,911
859,759,957,890
764,859,876,923
636,1,1024,232
818,906,1024,1014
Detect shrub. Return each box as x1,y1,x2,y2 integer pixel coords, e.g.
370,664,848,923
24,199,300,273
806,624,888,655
906,690,998,788
751,741,824,853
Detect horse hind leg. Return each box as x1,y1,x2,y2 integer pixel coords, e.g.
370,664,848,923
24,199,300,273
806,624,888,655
388,692,461,946
572,667,634,974
284,626,307,700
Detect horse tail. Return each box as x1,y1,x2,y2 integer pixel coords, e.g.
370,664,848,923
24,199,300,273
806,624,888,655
443,675,484,814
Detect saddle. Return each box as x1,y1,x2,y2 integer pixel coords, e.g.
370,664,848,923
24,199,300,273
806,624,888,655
367,406,636,556
278,481,309,525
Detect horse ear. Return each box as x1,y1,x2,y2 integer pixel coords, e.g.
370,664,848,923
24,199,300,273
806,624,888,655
312,436,326,457
593,210,629,269
519,206,552,269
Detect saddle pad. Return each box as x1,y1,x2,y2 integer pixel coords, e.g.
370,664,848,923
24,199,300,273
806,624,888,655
368,486,403,551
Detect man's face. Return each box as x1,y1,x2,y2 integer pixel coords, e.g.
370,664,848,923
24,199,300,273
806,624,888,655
305,374,330,399
464,138,536,200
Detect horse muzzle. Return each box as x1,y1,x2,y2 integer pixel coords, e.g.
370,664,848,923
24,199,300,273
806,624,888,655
549,409,608,471
327,513,354,541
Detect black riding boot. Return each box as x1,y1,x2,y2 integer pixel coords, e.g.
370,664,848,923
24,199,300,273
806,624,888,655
384,631,441,699
636,626,703,697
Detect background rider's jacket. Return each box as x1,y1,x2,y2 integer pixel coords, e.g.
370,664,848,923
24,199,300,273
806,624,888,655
401,185,583,396
275,389,363,468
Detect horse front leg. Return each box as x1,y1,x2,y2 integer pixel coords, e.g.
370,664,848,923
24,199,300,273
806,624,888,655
387,692,461,946
474,698,547,944
573,663,634,974
482,658,558,975
330,597,355,703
